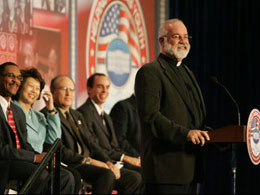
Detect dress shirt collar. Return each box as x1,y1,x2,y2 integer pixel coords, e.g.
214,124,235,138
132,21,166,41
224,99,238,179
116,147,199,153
160,53,182,67
57,107,68,118
0,95,10,120
91,99,104,115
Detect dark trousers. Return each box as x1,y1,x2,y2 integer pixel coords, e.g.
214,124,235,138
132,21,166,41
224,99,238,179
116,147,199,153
76,164,143,194
122,163,145,194
65,166,82,194
7,161,49,193
145,183,197,194
60,167,75,194
76,163,115,194
0,161,10,194
124,162,142,173
115,167,142,194
4,161,74,194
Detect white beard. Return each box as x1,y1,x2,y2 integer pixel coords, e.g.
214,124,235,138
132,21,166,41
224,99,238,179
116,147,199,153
164,40,190,60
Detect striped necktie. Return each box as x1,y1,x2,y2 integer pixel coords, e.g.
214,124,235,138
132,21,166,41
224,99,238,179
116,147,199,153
100,111,105,126
7,106,21,149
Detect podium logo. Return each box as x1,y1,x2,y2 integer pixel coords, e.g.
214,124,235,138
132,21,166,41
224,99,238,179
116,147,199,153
247,109,260,165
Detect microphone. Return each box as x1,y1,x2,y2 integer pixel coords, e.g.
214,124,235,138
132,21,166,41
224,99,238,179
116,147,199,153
210,76,241,126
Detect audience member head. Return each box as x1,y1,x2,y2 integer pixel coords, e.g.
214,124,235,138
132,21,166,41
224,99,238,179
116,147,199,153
12,68,45,103
0,62,22,101
87,73,110,108
50,75,75,110
158,18,191,62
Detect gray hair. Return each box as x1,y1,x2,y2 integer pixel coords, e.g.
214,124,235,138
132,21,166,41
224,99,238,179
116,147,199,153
158,18,184,39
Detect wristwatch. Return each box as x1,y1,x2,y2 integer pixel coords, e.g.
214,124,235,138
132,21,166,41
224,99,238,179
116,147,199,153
86,157,92,164
47,108,57,114
82,157,92,164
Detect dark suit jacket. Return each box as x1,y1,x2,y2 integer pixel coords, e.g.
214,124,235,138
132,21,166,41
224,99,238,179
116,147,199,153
0,102,35,193
77,98,125,161
0,102,35,162
134,54,208,184
41,107,111,167
110,95,141,157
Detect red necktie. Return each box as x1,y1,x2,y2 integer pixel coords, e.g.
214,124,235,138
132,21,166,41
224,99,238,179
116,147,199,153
7,106,21,149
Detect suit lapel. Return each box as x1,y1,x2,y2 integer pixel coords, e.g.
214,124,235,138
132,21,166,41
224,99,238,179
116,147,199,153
0,105,12,136
25,111,40,134
69,109,90,146
58,109,78,141
96,109,111,138
88,99,111,139
103,113,114,138
26,121,38,133
183,66,206,118
70,109,85,132
0,105,6,121
129,95,137,114
10,103,27,147
104,113,120,147
11,103,20,130
70,109,79,127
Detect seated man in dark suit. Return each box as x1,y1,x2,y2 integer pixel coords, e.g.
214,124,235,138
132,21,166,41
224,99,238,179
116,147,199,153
110,94,141,157
77,73,141,173
47,75,142,194
0,62,74,194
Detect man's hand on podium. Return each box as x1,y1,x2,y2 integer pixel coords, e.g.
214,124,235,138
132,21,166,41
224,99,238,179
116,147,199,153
187,130,210,146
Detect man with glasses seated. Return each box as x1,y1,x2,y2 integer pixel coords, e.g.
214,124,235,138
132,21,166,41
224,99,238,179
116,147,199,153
43,75,142,194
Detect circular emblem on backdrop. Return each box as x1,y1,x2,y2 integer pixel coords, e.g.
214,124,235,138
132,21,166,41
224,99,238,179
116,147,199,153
106,38,131,87
86,0,149,111
247,109,260,165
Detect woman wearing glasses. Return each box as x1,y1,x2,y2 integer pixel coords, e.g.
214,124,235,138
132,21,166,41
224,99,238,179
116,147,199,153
12,68,79,194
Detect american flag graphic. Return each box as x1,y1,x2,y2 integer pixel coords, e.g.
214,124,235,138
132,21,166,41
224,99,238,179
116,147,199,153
251,117,259,130
97,3,140,67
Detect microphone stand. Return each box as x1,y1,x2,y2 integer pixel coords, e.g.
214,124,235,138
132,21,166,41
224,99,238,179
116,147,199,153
210,77,240,194
213,80,241,126
217,81,239,195
232,142,237,195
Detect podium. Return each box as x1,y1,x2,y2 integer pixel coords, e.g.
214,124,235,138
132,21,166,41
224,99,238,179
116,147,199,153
208,125,247,143
207,125,247,194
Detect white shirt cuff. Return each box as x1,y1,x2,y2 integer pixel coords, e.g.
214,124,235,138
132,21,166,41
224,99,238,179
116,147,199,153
120,154,125,162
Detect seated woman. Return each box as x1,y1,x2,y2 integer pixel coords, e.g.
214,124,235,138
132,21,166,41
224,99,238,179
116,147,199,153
13,68,60,153
12,68,77,194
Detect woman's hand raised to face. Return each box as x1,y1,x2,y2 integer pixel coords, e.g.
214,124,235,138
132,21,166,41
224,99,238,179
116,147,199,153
42,91,54,110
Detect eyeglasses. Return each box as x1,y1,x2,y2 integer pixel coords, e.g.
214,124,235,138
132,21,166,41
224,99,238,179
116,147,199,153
0,73,23,81
162,34,192,41
55,87,75,92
